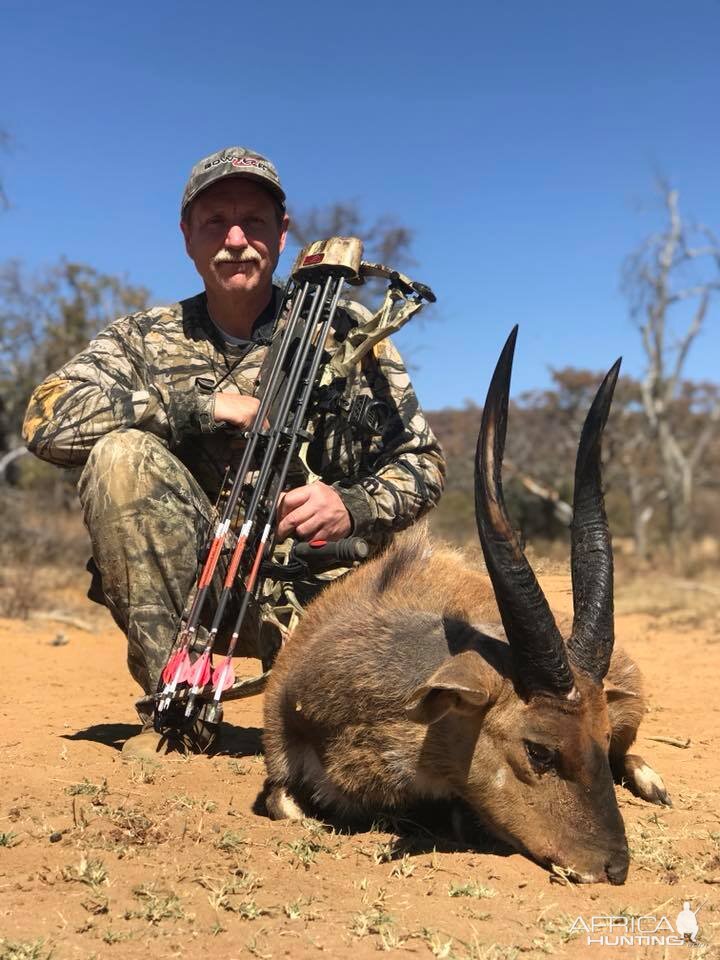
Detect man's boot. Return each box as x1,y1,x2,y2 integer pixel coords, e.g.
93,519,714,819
121,701,223,761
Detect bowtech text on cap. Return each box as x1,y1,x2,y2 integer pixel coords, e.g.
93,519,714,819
181,147,286,216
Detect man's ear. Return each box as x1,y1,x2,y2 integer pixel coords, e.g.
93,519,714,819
405,651,500,725
279,213,290,254
180,218,193,258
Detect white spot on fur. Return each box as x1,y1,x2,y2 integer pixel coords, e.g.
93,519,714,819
272,788,305,820
493,767,507,789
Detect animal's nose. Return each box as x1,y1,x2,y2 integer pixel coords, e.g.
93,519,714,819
605,850,629,885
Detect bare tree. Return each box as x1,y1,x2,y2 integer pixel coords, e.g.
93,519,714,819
0,258,149,462
608,377,662,562
622,182,720,560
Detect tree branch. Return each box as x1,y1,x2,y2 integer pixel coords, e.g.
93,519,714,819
689,397,720,473
670,288,710,389
0,446,28,481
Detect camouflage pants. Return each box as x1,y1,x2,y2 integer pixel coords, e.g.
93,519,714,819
78,430,278,706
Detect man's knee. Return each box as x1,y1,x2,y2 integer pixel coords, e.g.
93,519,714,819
79,430,176,511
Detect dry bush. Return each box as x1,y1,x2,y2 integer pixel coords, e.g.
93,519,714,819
0,487,89,617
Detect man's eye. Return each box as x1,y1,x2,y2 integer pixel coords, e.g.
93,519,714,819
524,740,556,773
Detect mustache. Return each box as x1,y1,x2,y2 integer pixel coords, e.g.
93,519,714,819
213,249,262,265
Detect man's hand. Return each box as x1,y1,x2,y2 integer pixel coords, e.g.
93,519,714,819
276,482,352,541
213,393,266,430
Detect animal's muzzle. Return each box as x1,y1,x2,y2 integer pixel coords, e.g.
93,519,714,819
605,848,630,885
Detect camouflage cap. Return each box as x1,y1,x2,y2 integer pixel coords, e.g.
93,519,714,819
181,147,286,217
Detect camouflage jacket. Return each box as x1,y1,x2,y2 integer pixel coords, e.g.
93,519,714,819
23,286,446,548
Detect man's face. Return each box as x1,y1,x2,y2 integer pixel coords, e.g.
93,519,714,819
181,179,288,300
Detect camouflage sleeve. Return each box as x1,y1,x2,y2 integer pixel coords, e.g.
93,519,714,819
22,315,217,467
333,337,446,539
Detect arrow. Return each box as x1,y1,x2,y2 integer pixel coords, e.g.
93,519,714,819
183,651,212,718
212,656,235,699
162,648,185,685
186,651,211,689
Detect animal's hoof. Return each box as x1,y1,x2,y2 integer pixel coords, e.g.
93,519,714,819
266,784,306,821
628,761,671,807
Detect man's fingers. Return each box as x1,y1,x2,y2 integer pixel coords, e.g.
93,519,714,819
213,393,267,430
275,483,350,541
277,502,316,539
277,486,312,518
293,517,324,541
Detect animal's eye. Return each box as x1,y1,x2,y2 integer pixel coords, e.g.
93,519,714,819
524,740,556,773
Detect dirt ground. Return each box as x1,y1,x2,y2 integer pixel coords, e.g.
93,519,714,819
1,567,719,960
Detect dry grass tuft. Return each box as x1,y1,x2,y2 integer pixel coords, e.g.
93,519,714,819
61,856,109,891
0,941,54,960
66,778,108,799
448,881,497,899
126,883,185,924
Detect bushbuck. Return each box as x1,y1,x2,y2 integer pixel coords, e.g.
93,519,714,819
262,328,668,884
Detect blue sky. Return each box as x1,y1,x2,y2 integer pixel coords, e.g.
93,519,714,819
2,0,719,410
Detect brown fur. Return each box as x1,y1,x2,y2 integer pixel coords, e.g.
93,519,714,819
263,524,668,884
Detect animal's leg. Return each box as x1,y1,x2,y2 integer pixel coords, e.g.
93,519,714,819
264,781,308,821
605,649,671,807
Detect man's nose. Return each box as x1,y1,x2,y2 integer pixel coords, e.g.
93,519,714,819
225,224,248,248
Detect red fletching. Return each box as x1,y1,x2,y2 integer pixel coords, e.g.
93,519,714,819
212,657,235,692
162,649,183,684
187,651,211,688
174,652,191,684
161,653,177,685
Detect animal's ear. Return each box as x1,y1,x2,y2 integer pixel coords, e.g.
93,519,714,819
405,651,500,725
604,683,640,703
